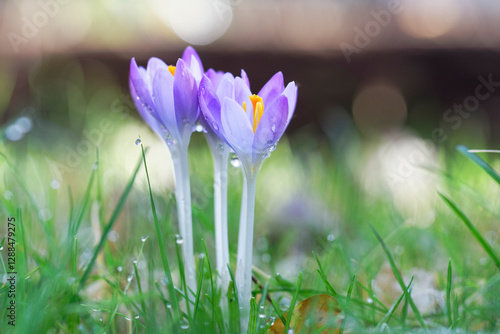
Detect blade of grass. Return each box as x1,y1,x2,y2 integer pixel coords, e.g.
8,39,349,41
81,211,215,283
271,298,286,326
375,276,414,329
193,256,205,324
369,223,428,332
438,192,500,269
446,259,453,327
78,153,142,289
139,144,181,326
457,145,500,185
313,251,340,300
248,297,258,334
175,238,191,320
227,265,241,333
283,270,303,334
202,240,219,333
339,275,356,334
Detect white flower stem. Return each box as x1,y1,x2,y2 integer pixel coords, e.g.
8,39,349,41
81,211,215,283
213,145,231,297
235,170,258,332
171,143,197,299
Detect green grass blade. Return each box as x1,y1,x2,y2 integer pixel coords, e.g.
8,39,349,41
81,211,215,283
248,297,258,334
79,152,142,290
339,274,356,334
457,145,500,185
313,251,340,299
438,192,500,269
446,259,453,327
376,276,414,328
369,223,428,331
139,145,181,326
270,298,286,326
284,270,303,334
192,256,205,324
175,238,191,320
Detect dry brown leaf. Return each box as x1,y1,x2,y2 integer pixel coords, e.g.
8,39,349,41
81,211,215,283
267,294,341,334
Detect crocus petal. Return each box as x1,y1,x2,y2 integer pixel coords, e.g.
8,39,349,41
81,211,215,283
283,81,297,125
216,73,235,102
206,68,225,89
182,46,204,83
173,58,199,134
221,97,254,163
199,74,224,139
146,57,169,92
241,69,250,90
153,68,180,141
253,94,288,154
234,77,253,126
258,71,284,107
130,58,161,127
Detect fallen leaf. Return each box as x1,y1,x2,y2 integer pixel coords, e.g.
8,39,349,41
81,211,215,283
267,294,341,334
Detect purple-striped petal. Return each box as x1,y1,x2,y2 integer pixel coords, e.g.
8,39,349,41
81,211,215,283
283,81,297,125
258,71,284,107
153,68,180,141
146,57,169,92
253,94,288,154
173,58,199,133
182,46,204,83
130,58,161,128
199,74,224,139
216,73,235,102
234,76,253,126
241,69,250,90
221,97,254,162
206,68,225,89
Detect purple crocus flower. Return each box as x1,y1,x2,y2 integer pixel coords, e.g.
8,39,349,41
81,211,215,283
129,46,204,297
199,71,297,174
199,70,297,329
129,46,204,145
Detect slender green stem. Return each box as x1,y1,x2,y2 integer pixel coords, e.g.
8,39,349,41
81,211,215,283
171,143,197,297
236,172,258,332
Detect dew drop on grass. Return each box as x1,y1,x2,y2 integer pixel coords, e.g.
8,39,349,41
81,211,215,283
135,137,142,145
199,253,205,259
127,274,133,283
327,234,335,242
230,155,241,168
117,266,123,272
180,319,189,329
268,316,275,326
0,245,3,251
92,163,98,170
50,179,60,189
99,318,103,322
134,314,140,320
141,235,149,242
132,258,138,264
108,231,119,242
367,297,373,304
258,313,266,319
279,297,291,311
175,234,184,244
287,329,294,334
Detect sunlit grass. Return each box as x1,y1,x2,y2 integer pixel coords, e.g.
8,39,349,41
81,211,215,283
0,130,499,333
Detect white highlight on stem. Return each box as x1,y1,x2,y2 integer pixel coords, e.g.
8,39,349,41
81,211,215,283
212,143,231,299
170,142,197,298
235,168,258,332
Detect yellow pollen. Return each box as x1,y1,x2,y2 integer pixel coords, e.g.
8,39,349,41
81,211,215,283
243,94,264,133
168,65,176,76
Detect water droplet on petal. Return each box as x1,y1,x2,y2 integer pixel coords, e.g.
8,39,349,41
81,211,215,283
230,155,241,168
141,235,149,242
176,234,184,244
195,123,204,132
135,138,142,145
271,124,276,132
269,145,277,152
212,122,219,131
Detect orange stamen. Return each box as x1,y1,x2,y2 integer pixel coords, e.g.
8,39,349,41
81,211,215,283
168,65,176,76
